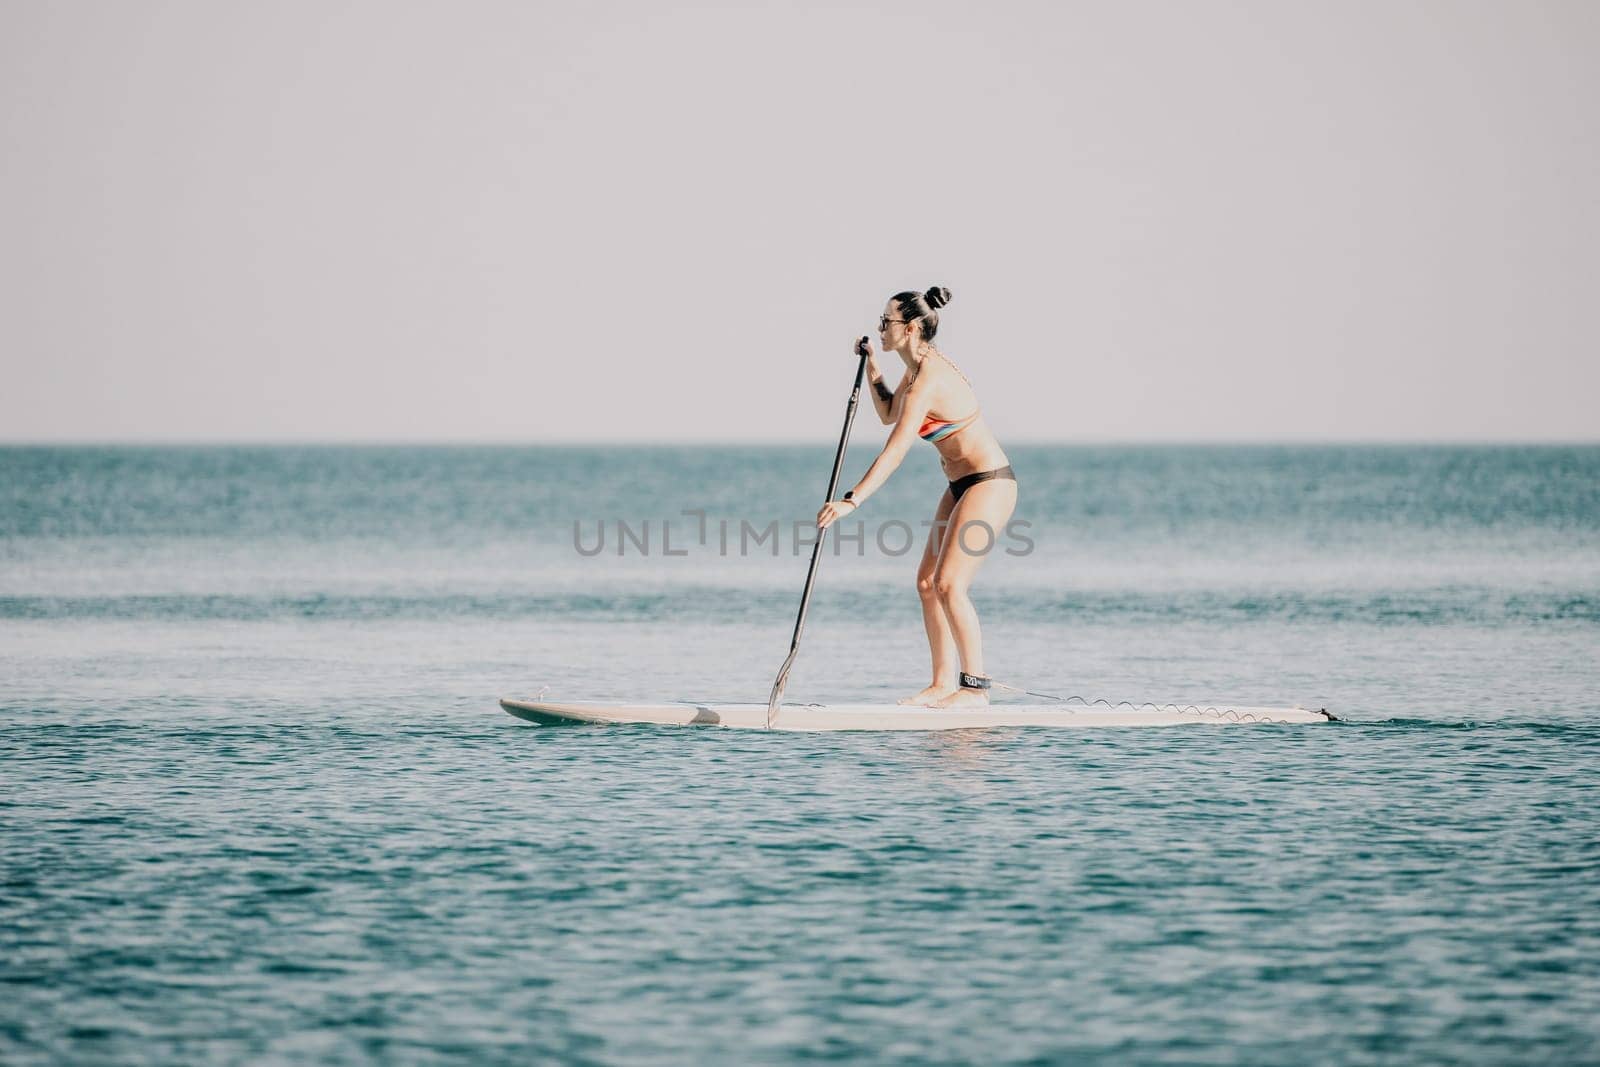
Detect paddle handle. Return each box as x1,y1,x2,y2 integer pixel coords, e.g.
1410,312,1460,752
766,345,870,727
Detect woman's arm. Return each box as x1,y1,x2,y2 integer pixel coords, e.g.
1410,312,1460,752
853,337,896,426
849,375,934,504
818,379,932,529
819,377,934,531
866,361,896,425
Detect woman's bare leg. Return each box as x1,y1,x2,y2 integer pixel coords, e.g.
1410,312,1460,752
899,488,960,705
930,478,1019,709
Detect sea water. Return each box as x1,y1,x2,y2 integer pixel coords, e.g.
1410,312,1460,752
2,444,1597,1064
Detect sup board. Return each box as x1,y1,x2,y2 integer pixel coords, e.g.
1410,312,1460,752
500,698,1333,732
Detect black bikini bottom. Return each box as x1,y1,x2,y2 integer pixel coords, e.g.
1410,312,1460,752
948,465,1016,504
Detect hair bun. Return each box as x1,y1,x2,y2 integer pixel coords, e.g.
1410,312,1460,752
924,286,951,310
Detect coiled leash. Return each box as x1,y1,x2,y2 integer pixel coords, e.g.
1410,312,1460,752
976,675,1336,723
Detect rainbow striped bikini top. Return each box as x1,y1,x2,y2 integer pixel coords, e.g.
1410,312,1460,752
918,408,980,443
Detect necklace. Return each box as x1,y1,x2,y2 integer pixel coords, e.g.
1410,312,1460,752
904,345,971,390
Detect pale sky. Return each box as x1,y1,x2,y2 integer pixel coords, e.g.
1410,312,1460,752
2,0,1596,443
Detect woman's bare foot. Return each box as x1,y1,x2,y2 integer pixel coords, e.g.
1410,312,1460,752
898,684,958,706
932,687,990,709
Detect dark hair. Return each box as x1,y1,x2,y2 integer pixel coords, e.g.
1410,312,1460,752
890,286,953,341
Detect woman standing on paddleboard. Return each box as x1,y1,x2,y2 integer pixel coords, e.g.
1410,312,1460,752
816,287,1017,709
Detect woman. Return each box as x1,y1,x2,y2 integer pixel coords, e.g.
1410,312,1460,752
816,286,1018,709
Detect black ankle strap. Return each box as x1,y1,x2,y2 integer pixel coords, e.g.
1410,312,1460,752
959,672,991,691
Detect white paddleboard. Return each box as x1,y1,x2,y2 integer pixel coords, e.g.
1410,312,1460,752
500,698,1333,732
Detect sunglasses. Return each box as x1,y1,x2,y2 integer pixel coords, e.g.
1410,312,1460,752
878,317,911,331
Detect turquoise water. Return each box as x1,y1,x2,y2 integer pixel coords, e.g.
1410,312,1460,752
3,445,1598,1064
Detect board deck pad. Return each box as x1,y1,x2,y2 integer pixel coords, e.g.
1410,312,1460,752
500,698,1333,732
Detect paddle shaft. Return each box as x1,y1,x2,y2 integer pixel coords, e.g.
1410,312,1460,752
766,348,870,727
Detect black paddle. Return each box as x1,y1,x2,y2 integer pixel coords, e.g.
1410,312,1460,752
766,337,872,727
